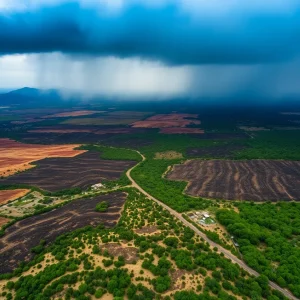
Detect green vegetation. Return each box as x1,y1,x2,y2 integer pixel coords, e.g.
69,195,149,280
130,134,225,212
217,202,300,297
236,131,300,160
0,188,287,300
95,201,109,212
79,144,141,161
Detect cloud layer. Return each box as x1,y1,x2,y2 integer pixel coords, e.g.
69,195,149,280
2,53,300,100
1,0,300,100
1,1,300,65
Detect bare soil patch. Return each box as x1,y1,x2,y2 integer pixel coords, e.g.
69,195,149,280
41,110,102,118
135,225,158,234
62,117,141,126
132,114,200,128
0,138,85,177
27,126,149,135
0,191,127,274
155,151,183,160
28,129,92,134
99,243,138,263
167,159,300,201
0,189,30,205
160,128,204,134
1,151,136,192
0,217,10,227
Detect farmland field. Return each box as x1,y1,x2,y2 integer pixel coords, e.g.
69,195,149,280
0,189,30,205
160,128,204,134
167,159,300,201
62,117,140,126
41,110,102,118
1,151,136,192
132,113,201,128
0,191,127,274
0,138,85,177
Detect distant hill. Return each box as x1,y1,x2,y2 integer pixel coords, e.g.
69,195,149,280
0,87,63,107
8,87,41,97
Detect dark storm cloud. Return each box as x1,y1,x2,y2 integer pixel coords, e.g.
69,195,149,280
1,1,300,65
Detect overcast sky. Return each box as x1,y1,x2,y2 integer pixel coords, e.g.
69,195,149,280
1,0,300,99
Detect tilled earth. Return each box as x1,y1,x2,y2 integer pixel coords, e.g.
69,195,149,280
1,151,136,192
0,191,127,274
167,159,300,201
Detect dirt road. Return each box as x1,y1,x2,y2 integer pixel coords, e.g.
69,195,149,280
126,151,298,300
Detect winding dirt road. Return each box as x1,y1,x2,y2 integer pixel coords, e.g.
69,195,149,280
126,150,298,300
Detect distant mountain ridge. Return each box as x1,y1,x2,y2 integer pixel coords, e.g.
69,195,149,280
0,87,62,106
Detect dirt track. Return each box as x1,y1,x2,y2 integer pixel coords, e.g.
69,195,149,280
1,152,136,192
0,191,127,274
167,159,300,201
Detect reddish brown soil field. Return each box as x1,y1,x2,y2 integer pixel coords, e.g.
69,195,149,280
132,114,201,128
0,189,30,205
28,127,144,135
160,128,204,134
1,152,136,192
0,217,10,227
0,138,85,177
0,191,127,274
41,110,102,118
149,113,199,121
167,160,300,201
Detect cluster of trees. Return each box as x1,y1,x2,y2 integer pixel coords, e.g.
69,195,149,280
79,144,141,161
1,188,288,300
131,159,211,212
235,131,300,160
95,201,109,212
217,202,300,297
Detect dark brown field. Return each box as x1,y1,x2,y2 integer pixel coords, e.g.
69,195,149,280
0,138,85,177
0,189,30,205
132,113,201,128
160,128,204,134
167,160,300,201
19,131,154,148
28,126,148,135
0,191,127,274
1,152,136,192
187,145,245,158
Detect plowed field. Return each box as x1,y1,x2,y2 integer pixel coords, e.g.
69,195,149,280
0,191,127,274
0,139,85,177
1,152,136,192
0,189,30,205
132,113,201,128
167,160,300,201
